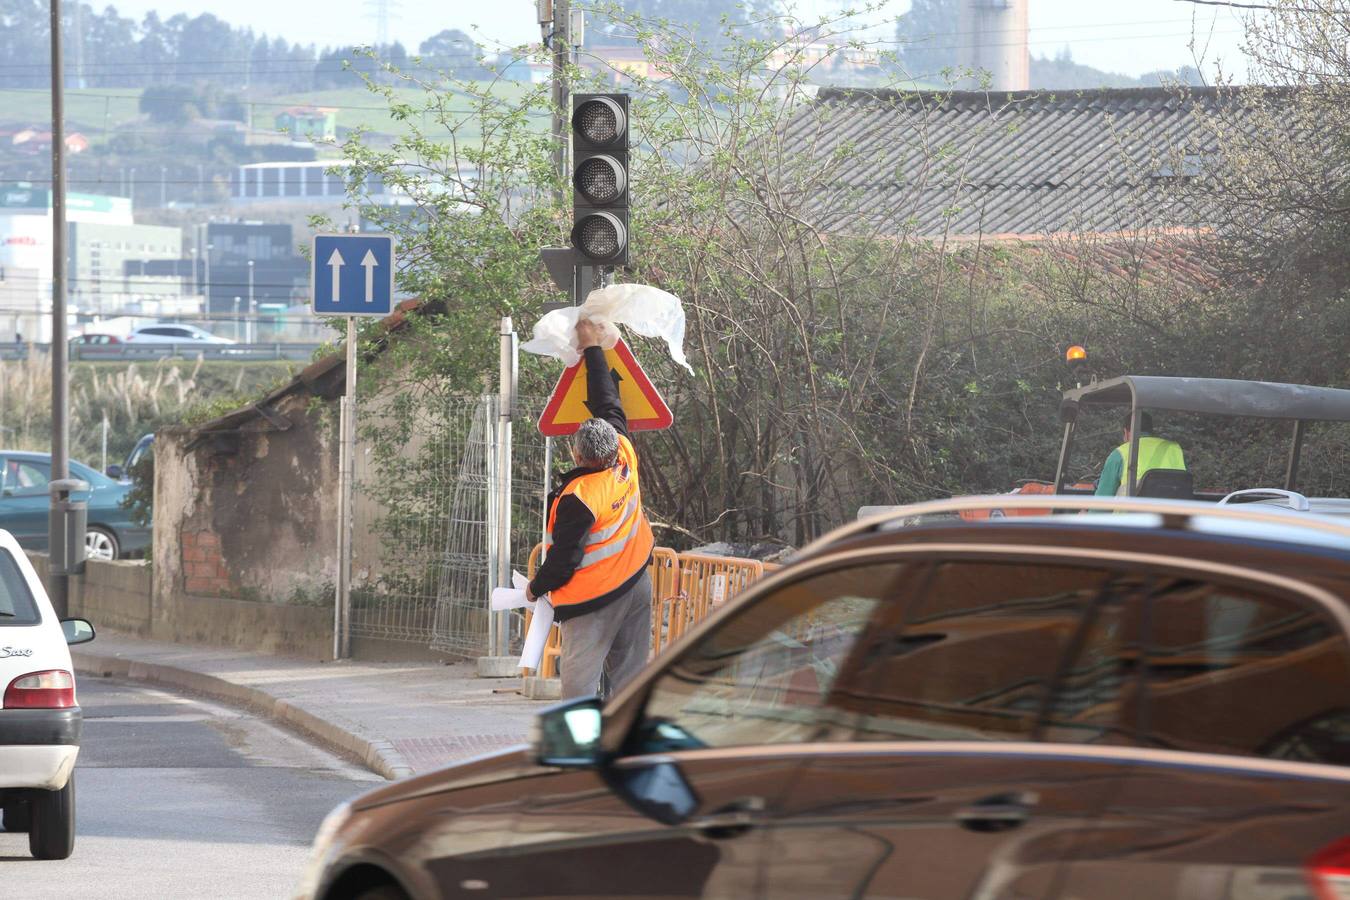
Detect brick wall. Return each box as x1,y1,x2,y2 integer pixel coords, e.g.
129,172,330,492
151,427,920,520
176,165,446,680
180,530,233,596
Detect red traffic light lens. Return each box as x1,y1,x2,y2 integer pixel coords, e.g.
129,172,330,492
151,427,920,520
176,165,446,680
573,98,626,147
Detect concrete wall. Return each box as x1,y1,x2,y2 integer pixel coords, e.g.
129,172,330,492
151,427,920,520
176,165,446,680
27,552,153,635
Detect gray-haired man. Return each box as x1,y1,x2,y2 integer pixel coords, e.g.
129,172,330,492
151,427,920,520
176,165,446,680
526,319,655,699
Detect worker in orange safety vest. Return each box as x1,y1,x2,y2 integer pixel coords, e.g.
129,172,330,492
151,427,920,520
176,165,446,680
527,318,656,699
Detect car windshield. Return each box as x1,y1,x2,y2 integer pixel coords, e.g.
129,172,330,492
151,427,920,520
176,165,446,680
0,549,40,624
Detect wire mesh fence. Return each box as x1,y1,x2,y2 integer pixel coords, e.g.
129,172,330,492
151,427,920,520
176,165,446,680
348,394,550,657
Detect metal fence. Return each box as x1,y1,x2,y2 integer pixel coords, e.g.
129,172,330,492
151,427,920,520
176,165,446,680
0,342,325,362
348,394,550,657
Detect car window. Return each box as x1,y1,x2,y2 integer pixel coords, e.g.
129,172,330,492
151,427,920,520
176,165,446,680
1136,583,1350,765
843,561,1130,743
0,549,40,624
3,459,50,495
634,563,905,751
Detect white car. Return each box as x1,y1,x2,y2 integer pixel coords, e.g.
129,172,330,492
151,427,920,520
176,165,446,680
124,324,234,344
0,528,95,860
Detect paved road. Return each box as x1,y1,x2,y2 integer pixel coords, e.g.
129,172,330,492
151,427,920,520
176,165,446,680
0,677,382,899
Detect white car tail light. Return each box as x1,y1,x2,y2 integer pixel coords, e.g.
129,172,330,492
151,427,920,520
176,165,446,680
4,670,76,709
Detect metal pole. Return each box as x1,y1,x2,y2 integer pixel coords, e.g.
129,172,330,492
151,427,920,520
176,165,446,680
100,414,107,472
334,317,356,659
493,317,516,657
551,0,569,207
1285,419,1306,492
541,436,552,555
49,0,70,617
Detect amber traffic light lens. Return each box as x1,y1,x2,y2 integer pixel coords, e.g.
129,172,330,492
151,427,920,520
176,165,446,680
574,156,626,204
1066,345,1087,363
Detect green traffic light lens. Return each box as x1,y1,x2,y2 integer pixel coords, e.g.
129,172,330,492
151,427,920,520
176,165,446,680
573,212,626,261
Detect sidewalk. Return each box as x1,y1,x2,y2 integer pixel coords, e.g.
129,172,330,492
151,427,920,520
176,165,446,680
72,633,543,780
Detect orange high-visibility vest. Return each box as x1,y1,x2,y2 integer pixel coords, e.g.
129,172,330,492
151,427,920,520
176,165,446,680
546,434,654,611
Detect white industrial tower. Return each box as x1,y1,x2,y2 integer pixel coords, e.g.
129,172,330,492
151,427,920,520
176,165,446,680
958,0,1029,92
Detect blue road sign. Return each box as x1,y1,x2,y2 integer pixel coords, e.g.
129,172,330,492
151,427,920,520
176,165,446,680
311,233,396,317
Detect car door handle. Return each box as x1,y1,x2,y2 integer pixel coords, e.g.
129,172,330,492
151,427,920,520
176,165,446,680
693,797,765,840
955,791,1039,833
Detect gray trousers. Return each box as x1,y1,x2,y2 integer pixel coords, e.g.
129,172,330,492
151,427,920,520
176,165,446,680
559,570,653,700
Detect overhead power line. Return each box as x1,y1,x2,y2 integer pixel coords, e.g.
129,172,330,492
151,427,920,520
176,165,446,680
1173,0,1325,10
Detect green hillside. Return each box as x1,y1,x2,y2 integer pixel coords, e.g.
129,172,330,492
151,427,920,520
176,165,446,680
0,88,144,140
0,82,548,147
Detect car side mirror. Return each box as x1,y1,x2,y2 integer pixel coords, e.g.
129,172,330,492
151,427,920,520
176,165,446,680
61,618,95,645
533,696,603,767
105,464,123,480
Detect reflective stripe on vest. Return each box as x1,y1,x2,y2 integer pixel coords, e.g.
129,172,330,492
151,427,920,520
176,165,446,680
1116,436,1186,496
545,435,654,610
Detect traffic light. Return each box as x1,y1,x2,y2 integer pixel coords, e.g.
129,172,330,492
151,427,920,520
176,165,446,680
571,93,629,267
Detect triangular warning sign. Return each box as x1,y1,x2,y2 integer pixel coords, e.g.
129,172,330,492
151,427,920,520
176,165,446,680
538,339,673,436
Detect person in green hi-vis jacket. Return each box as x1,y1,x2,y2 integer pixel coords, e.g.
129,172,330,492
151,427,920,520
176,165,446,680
1095,411,1187,497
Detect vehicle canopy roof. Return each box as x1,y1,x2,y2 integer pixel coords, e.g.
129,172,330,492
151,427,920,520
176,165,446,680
1061,375,1350,422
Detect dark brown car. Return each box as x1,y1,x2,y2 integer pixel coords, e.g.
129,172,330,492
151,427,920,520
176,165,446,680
298,496,1350,900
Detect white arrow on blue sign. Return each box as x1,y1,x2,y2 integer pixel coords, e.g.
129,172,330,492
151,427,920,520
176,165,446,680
311,233,396,317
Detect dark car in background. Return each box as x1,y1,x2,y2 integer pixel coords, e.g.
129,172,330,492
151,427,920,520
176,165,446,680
0,451,149,561
105,434,153,484
299,495,1350,900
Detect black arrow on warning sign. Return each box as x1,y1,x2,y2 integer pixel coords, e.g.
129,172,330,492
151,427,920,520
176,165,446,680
583,369,624,416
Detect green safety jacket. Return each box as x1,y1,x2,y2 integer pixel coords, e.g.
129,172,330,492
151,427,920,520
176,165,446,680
1095,436,1186,497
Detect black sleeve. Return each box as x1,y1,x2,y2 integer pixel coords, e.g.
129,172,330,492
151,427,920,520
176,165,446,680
529,495,596,596
584,345,629,438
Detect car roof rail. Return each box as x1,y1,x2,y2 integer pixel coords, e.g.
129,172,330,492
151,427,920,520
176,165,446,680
804,494,1350,558
1219,488,1311,511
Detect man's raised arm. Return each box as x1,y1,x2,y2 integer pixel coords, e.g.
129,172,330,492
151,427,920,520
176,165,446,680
577,319,628,438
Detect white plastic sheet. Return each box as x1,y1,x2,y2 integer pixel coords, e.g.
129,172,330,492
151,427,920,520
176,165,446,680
521,283,694,374
489,571,556,671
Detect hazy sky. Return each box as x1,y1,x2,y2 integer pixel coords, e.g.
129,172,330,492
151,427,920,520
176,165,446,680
104,0,1255,80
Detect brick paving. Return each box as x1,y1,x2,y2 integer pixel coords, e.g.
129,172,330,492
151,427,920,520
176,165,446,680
391,734,529,771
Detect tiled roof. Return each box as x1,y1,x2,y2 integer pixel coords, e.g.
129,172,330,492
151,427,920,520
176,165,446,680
776,86,1245,239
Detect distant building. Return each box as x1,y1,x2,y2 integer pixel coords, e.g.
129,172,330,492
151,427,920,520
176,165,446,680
589,46,665,82
498,53,552,84
69,221,184,314
229,160,404,207
765,41,881,74
0,126,89,156
0,183,194,339
276,107,338,142
199,222,309,314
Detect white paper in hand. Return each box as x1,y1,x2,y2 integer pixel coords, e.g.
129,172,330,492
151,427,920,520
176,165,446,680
518,598,555,671
486,571,557,671
490,571,533,611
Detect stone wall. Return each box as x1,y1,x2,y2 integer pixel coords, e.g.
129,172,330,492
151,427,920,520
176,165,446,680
26,552,153,635
149,391,341,659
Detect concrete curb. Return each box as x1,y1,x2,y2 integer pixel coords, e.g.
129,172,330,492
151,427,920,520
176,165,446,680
72,650,416,781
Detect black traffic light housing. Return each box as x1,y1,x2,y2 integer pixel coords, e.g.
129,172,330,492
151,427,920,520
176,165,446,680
571,93,629,266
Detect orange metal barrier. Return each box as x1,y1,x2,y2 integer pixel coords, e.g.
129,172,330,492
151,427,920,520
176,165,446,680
523,544,771,677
